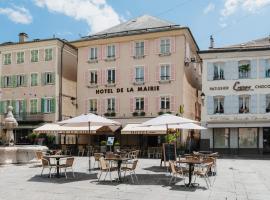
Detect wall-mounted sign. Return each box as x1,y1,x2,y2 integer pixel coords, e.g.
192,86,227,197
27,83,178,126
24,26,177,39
233,81,252,91
96,86,160,94
209,86,229,91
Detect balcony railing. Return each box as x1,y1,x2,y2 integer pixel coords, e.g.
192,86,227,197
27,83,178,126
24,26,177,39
3,112,46,121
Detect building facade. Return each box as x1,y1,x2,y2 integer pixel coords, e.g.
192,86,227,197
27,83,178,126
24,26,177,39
0,33,77,144
71,15,202,147
200,37,270,154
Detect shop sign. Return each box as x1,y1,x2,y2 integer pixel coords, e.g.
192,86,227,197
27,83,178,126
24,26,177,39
96,86,160,94
209,81,270,92
233,81,252,91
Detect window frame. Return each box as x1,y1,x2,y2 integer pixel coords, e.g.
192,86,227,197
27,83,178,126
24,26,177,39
160,38,170,54
43,98,53,113
30,49,39,62
213,96,225,114
89,99,97,112
107,69,116,84
107,98,115,112
90,47,98,60
239,95,250,114
16,51,24,64
238,60,251,79
45,48,53,61
107,45,115,58
160,96,170,110
134,41,144,57
135,66,144,83
160,64,171,81
3,53,11,65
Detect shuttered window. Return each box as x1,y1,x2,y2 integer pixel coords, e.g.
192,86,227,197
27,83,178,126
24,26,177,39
30,99,38,114
31,50,39,62
3,53,11,65
31,73,38,86
42,98,55,113
16,52,24,64
45,48,53,61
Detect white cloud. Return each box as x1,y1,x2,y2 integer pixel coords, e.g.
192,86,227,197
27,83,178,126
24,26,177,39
203,2,215,14
221,0,270,17
33,0,122,33
0,6,32,24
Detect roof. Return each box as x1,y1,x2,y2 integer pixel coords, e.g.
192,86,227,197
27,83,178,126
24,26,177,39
200,36,270,54
0,38,77,50
72,15,200,50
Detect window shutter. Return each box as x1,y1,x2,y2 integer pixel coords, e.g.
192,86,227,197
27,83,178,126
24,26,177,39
130,68,134,84
102,45,106,59
250,94,257,114
207,62,214,81
231,95,239,114
155,39,160,54
259,59,266,78
230,61,238,80
12,100,16,112
156,97,160,111
116,69,120,85
12,75,17,88
115,43,120,58
144,97,148,112
0,101,3,114
41,73,45,86
115,98,120,113
156,65,160,82
39,49,44,62
97,46,102,60
97,99,101,114
170,96,175,112
207,96,214,115
224,95,231,114
144,40,149,56
250,60,257,79
22,99,27,113
51,98,56,113
144,66,149,83
0,77,3,88
130,97,134,113
97,70,101,85
259,94,266,114
41,98,44,113
130,41,134,57
24,75,28,87
51,72,56,84
170,64,175,81
85,71,89,86
170,37,176,53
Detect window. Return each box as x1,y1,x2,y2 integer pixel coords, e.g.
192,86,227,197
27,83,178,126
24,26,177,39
160,96,170,110
45,48,53,61
135,66,144,83
90,47,98,60
31,50,39,62
16,75,26,87
3,53,11,65
44,72,55,85
266,59,270,78
30,99,38,114
239,95,250,113
1,100,11,113
107,69,115,84
89,99,97,112
266,95,270,113
239,128,258,148
16,51,24,64
238,61,250,79
213,128,229,148
89,71,98,85
31,73,38,86
14,100,25,114
42,98,55,113
135,97,144,111
107,45,115,58
160,64,170,81
107,98,115,112
160,38,170,54
135,41,144,57
3,76,12,88
214,96,224,114
213,63,225,80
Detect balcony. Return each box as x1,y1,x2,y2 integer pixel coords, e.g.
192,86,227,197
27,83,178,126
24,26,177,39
4,112,45,122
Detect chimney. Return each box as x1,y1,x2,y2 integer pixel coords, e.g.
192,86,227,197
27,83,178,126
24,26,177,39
209,35,214,49
18,32,28,43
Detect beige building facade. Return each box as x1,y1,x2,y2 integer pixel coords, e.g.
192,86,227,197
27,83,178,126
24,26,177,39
72,16,202,147
0,33,77,143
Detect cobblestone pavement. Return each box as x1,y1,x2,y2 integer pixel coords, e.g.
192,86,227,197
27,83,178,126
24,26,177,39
0,157,270,200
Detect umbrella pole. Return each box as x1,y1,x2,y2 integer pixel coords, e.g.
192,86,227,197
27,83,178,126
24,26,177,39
88,121,91,172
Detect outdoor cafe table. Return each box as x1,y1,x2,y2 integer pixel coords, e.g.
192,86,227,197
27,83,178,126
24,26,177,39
44,155,69,178
177,158,204,187
105,157,131,182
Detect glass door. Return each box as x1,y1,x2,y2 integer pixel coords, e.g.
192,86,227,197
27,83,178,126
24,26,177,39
263,128,270,153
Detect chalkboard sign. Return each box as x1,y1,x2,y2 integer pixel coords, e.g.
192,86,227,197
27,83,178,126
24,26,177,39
161,143,176,165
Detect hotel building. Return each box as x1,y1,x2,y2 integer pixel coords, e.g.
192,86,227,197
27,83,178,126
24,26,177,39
0,33,77,143
200,37,270,154
71,15,202,147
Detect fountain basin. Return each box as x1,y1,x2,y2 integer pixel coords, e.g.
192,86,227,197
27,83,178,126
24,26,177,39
0,145,48,164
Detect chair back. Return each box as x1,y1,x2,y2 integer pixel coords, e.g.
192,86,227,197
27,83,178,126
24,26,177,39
94,153,103,161
169,161,177,174
66,157,75,167
78,145,84,151
105,152,115,159
41,158,49,166
36,151,43,160
99,157,108,170
61,145,67,151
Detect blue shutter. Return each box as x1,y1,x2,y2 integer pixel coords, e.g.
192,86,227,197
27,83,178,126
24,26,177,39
225,61,238,80
207,62,214,81
231,95,239,114
250,60,257,79
259,94,266,114
207,96,214,115
259,59,266,78
224,95,231,114
250,94,257,113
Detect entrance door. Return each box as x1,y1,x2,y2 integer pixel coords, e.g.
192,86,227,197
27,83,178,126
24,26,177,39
263,128,270,153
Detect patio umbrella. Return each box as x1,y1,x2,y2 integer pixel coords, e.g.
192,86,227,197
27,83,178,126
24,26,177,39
58,113,121,171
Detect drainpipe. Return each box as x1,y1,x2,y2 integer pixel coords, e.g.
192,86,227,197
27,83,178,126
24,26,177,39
59,42,65,121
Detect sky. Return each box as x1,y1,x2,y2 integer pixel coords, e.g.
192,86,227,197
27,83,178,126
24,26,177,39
0,0,270,50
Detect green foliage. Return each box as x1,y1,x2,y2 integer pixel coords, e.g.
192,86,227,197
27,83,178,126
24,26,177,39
239,64,250,72
158,111,164,115
114,141,120,146
140,111,146,116
28,132,38,142
100,140,107,146
132,111,138,116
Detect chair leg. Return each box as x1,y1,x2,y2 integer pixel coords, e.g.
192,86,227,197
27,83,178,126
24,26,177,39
41,168,44,176
133,171,139,183
72,168,75,178
104,171,108,181
130,171,134,183
65,168,67,179
49,168,52,178
169,175,174,185
98,171,102,181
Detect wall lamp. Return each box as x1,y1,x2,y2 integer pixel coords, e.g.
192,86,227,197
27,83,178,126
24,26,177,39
200,92,205,105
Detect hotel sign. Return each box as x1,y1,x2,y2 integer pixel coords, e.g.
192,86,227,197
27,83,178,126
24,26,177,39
209,81,270,92
96,86,160,94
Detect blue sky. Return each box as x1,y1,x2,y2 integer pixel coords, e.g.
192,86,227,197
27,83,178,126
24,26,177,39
0,0,270,49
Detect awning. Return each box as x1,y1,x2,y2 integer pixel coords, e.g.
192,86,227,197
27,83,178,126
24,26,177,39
33,123,119,134
207,121,270,128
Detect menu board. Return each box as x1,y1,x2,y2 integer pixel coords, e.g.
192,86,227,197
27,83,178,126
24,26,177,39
162,143,176,163
107,137,114,146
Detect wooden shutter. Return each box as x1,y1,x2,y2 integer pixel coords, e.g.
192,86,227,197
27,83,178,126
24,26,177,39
144,40,149,56
0,101,3,114
130,41,134,57
51,98,56,113
85,71,90,86
259,59,266,78
250,94,257,114
207,62,214,81
115,98,120,113
130,97,134,113
231,95,239,114
156,65,160,82
51,72,56,85
12,75,17,88
22,99,27,113
170,64,175,81
224,96,231,114
250,60,257,79
259,94,266,114
170,96,176,112
144,66,149,83
207,96,214,115
41,98,44,113
170,37,176,53
97,46,102,60
115,43,120,59
97,70,102,85
155,39,160,54
24,75,28,87
144,97,148,112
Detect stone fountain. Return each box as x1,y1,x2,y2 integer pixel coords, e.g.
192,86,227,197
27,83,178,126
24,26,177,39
0,106,48,164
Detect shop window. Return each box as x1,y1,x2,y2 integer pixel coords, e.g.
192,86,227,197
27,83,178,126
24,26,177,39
214,96,224,114
239,128,258,148
239,95,250,114
213,128,230,148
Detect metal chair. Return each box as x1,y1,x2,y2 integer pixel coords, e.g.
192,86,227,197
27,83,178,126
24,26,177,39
121,160,139,184
58,157,75,179
98,157,118,182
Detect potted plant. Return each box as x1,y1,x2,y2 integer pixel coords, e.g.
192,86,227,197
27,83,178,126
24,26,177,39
110,112,116,117
166,111,172,114
132,111,138,116
104,113,110,117
100,140,107,153
158,111,164,115
28,132,37,144
114,141,120,152
140,111,146,116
